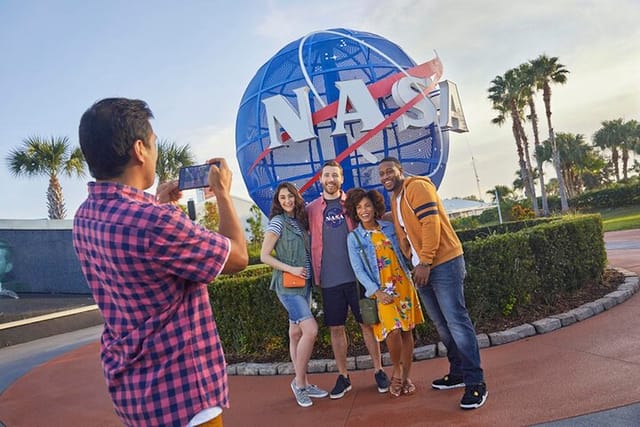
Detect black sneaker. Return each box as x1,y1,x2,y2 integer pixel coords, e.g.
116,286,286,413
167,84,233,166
432,374,465,390
329,374,352,399
460,382,488,410
374,369,389,393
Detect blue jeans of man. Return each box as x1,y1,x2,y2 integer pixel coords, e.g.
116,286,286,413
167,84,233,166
418,255,484,384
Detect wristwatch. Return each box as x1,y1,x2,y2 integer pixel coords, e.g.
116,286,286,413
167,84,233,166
418,262,432,268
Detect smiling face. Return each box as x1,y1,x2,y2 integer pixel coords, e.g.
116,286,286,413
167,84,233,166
277,186,296,215
378,160,404,194
356,196,376,229
320,165,343,198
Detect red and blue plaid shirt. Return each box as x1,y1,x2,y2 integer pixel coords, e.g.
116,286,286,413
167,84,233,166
73,182,231,427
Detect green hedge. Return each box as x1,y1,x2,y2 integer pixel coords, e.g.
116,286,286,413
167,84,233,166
463,215,605,323
571,181,640,209
209,215,605,362
456,217,556,242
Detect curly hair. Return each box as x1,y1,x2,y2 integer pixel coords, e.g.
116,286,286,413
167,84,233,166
344,188,386,224
269,182,309,230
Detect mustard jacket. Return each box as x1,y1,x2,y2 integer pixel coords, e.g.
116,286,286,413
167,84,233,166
390,176,463,267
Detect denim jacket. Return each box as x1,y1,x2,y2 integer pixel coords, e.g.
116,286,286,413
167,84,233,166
346,220,412,298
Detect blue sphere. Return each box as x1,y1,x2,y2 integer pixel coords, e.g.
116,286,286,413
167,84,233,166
235,28,448,215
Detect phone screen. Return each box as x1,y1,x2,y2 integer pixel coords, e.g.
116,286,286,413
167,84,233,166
178,164,212,190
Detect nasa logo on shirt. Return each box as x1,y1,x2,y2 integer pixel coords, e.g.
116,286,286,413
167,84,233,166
324,206,345,229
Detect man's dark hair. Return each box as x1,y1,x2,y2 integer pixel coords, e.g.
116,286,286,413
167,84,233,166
78,98,154,179
380,156,402,169
321,159,343,176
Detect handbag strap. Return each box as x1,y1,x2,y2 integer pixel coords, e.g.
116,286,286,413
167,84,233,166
352,229,376,299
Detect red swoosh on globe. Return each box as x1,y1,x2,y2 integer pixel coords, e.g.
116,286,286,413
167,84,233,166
298,76,441,194
247,56,443,174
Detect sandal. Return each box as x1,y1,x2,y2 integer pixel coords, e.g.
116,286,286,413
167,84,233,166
402,378,416,395
389,376,403,397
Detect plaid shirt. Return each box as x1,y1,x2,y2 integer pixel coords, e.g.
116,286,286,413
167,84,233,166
73,182,231,427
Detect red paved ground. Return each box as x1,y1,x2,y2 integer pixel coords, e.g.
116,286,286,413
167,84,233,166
1,230,638,426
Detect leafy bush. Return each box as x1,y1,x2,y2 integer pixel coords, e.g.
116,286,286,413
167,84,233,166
209,215,606,362
451,216,481,230
571,181,640,209
456,217,556,242
510,204,535,220
463,232,538,324
247,245,262,265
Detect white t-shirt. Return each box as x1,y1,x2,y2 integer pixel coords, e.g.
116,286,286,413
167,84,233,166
396,192,420,267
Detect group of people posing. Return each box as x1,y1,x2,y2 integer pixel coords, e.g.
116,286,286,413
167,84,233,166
72,97,486,427
260,159,488,410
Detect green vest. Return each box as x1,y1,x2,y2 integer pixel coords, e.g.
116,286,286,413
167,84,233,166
270,214,310,295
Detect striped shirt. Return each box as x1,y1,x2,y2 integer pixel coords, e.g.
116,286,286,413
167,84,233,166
72,182,230,427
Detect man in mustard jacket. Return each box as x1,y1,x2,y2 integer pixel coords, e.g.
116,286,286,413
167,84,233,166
378,156,488,410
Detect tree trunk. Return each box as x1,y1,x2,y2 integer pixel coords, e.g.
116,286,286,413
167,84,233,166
528,98,549,216
511,103,539,216
543,82,569,212
622,148,629,180
612,148,620,181
517,122,540,216
47,174,66,219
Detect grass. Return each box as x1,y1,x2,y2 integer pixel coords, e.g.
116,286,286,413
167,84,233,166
590,205,640,232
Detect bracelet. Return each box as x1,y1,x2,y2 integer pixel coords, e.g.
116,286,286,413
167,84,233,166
418,262,432,268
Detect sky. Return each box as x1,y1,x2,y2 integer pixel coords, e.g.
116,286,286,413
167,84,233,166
1,0,638,219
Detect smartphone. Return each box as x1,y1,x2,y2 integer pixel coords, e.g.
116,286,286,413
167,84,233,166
178,162,219,190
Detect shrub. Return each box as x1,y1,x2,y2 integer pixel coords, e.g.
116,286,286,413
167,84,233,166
571,181,640,209
510,204,535,221
209,215,606,362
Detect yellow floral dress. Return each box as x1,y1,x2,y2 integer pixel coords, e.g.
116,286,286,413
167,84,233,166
370,229,425,342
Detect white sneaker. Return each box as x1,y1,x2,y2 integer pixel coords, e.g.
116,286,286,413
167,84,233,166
290,380,313,407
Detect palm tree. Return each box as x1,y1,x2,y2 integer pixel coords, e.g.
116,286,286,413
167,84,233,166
6,136,85,219
513,167,539,196
486,185,513,203
155,139,195,183
530,54,570,212
593,119,639,181
554,133,589,198
488,70,539,216
541,133,608,197
519,63,550,216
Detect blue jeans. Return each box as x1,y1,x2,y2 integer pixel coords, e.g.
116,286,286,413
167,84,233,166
277,287,313,324
418,255,484,384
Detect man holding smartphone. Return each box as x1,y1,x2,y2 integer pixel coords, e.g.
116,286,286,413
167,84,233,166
73,97,248,427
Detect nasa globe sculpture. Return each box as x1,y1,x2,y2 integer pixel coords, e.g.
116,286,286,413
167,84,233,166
235,28,467,215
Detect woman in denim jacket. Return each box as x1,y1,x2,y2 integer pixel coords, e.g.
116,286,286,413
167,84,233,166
261,182,328,407
345,188,424,397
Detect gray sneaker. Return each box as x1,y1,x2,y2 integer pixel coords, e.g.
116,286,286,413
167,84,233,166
291,380,313,407
305,384,328,398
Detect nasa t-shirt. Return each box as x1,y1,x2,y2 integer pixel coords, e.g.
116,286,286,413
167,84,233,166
320,198,356,288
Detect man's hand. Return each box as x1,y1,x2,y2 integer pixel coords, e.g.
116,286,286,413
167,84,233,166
412,264,431,288
156,180,182,204
207,158,232,197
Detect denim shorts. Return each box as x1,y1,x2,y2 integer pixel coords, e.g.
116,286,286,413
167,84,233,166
277,290,314,324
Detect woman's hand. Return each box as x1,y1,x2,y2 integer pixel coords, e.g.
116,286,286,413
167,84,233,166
290,266,307,279
375,289,394,305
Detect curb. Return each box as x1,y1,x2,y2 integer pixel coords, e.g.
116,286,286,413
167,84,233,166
227,267,639,376
0,305,103,348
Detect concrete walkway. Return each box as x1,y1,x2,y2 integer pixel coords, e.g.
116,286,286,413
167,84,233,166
0,229,639,426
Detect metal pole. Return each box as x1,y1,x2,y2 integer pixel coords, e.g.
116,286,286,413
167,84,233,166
495,190,503,224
